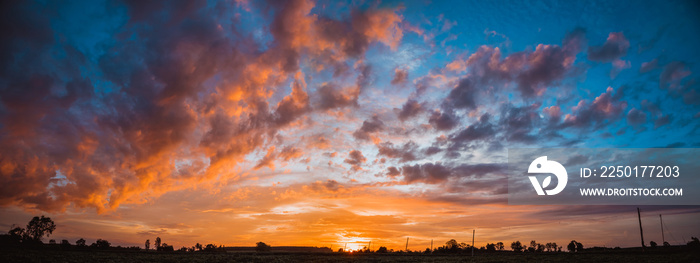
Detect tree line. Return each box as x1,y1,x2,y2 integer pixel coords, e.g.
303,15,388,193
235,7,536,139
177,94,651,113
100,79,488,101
2,215,699,253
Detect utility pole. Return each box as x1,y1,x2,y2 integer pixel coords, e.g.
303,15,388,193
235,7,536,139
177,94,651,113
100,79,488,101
660,214,665,244
368,241,371,252
344,243,347,252
430,239,433,253
405,237,409,252
638,207,645,250
472,229,475,257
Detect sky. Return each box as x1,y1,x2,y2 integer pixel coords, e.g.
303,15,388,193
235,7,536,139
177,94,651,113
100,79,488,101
1,0,700,251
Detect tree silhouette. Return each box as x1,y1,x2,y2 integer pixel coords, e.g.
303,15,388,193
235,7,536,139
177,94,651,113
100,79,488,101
204,244,217,252
256,242,271,252
195,243,203,251
536,243,545,252
443,239,462,253
93,239,110,249
26,216,56,242
485,243,496,252
145,239,150,250
76,238,86,247
155,237,161,249
567,240,577,252
496,242,504,251
687,237,700,249
377,246,388,253
650,241,657,248
7,226,26,243
160,243,174,252
567,240,582,252
511,241,523,252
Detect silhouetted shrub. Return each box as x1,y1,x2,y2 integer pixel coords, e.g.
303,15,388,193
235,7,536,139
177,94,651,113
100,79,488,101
256,242,271,252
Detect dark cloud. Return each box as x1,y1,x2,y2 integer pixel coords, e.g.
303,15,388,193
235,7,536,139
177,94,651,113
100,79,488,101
448,113,495,148
443,27,585,100
401,162,504,184
443,78,478,110
562,87,627,129
428,110,459,131
386,166,401,177
316,83,360,110
653,114,672,129
451,163,504,178
308,179,343,193
588,32,630,62
659,61,699,105
274,76,310,126
278,146,303,161
401,162,453,183
641,99,673,129
376,141,419,163
397,99,424,121
639,58,659,73
267,0,403,76
565,154,589,166
390,68,409,85
344,150,367,171
626,108,647,126
499,103,542,143
353,115,384,141
516,31,583,97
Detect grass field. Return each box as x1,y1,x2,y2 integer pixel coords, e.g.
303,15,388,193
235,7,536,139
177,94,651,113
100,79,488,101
1,249,698,263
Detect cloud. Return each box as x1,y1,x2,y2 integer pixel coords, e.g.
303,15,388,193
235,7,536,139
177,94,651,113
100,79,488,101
499,103,542,143
429,110,459,131
588,32,630,62
543,105,562,124
659,61,699,105
565,154,589,166
376,141,419,163
268,0,404,67
390,68,409,85
0,0,407,212
385,166,401,177
316,83,360,110
274,72,311,126
563,87,628,128
639,58,659,73
443,78,478,110
397,99,424,121
626,108,647,126
610,59,631,78
400,162,504,184
447,113,495,149
401,162,453,183
353,115,385,141
442,27,585,99
344,150,367,171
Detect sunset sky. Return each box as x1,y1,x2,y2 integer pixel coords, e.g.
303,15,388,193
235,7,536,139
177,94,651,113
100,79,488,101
1,0,700,251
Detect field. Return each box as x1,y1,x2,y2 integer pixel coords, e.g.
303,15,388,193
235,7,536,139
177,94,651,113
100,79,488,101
1,249,698,263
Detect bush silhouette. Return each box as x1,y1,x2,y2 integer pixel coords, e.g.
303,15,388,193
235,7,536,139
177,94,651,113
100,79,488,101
511,241,523,252
256,242,271,252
